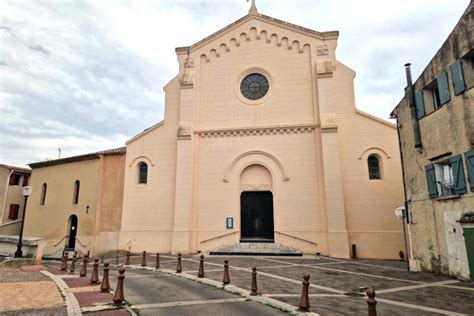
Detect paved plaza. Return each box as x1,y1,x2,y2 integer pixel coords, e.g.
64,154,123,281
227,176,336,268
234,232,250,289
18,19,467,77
110,254,474,315
2,255,473,315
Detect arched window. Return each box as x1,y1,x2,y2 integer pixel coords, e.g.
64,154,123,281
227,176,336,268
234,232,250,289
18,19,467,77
40,183,47,205
138,162,148,184
368,155,381,180
73,180,80,204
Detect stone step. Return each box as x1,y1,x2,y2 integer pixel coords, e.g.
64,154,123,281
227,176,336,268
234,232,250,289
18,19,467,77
210,242,302,256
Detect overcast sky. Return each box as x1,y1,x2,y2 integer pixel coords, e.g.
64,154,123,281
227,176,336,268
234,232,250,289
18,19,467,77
0,0,470,167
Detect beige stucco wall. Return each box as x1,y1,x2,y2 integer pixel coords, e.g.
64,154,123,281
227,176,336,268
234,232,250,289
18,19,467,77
24,154,125,256
119,11,404,258
118,78,179,253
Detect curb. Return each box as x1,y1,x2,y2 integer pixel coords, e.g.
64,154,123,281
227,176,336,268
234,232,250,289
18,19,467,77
114,264,319,315
41,270,82,316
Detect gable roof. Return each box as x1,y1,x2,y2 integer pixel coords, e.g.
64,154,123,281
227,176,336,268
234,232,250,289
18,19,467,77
176,10,338,54
0,164,31,174
28,147,126,169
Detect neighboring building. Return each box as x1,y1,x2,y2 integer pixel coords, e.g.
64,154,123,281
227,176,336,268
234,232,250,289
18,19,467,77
391,2,473,279
118,2,405,259
22,148,126,256
0,164,31,235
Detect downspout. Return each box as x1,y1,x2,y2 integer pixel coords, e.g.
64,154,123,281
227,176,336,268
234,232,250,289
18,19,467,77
0,170,14,226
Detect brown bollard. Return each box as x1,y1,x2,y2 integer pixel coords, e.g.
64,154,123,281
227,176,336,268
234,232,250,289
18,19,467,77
250,267,258,296
80,254,89,277
125,251,131,265
176,253,182,273
155,253,160,269
223,260,230,285
198,255,205,278
141,251,147,267
113,267,126,305
367,288,377,316
90,257,100,284
100,262,110,293
69,253,77,273
298,273,310,311
61,252,68,271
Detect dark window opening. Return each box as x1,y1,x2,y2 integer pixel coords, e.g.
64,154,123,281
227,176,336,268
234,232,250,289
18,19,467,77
9,174,21,186
40,183,47,205
368,155,381,180
73,180,80,204
138,162,148,184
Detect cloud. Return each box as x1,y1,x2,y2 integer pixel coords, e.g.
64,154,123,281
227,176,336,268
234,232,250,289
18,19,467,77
0,0,470,167
28,43,50,56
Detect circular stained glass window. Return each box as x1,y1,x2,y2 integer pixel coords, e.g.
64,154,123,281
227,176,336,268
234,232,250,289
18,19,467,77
240,73,269,100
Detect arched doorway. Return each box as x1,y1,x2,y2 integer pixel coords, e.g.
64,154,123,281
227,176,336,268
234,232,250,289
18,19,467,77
66,215,78,250
240,164,274,242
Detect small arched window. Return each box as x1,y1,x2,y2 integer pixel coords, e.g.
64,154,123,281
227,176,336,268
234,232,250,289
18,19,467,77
368,155,381,180
73,180,80,204
138,162,148,184
40,183,47,205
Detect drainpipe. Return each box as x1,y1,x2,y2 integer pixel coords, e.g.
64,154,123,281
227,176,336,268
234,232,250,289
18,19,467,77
393,63,418,271
405,63,423,152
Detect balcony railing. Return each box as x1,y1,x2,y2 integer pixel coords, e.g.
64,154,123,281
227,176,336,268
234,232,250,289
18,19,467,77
439,179,455,197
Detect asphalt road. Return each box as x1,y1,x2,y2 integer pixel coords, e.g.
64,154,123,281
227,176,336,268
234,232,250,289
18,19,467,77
108,268,287,315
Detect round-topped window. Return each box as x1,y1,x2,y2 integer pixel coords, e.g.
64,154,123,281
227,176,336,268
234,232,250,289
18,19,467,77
240,73,269,100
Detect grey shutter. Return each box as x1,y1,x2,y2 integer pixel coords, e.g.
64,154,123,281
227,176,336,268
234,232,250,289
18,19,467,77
437,70,450,105
414,90,425,119
465,150,474,192
450,59,466,95
425,164,438,198
450,155,467,194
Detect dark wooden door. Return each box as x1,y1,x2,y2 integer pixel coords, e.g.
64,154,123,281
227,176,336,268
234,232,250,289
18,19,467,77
66,215,78,250
464,228,474,279
241,191,274,241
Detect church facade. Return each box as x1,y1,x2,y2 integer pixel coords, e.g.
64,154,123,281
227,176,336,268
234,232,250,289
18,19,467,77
117,3,405,259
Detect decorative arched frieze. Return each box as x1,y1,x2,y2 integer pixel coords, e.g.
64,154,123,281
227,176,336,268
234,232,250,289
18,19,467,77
198,27,311,63
223,150,289,183
129,156,155,167
358,147,391,160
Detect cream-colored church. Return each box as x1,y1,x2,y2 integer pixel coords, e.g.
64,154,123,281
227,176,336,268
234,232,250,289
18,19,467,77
23,2,405,259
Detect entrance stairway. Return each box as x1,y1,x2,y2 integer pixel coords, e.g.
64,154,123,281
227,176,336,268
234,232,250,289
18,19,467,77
209,242,302,256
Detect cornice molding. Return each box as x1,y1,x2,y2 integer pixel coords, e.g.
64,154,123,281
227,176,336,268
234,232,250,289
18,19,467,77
196,124,317,138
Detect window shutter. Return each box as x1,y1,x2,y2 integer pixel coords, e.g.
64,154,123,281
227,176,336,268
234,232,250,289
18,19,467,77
22,175,29,186
425,164,438,198
450,59,466,95
8,204,19,220
414,90,425,119
8,174,15,185
450,155,467,194
465,150,474,192
436,70,450,105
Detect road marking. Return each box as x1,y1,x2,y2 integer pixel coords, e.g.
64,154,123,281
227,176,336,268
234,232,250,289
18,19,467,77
353,261,406,271
132,298,247,309
375,297,467,315
376,280,459,294
264,294,345,298
259,257,424,284
438,284,474,291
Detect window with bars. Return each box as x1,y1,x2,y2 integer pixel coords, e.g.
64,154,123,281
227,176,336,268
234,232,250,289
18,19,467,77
240,73,269,100
138,162,148,184
368,155,381,180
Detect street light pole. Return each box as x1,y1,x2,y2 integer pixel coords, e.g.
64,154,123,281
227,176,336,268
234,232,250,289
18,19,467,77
14,186,32,258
